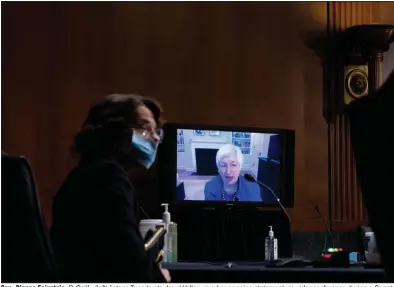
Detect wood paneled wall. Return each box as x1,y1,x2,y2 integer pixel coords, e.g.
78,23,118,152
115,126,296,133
2,2,393,231
1,2,329,231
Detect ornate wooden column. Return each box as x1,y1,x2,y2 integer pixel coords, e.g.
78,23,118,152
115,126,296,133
327,2,381,230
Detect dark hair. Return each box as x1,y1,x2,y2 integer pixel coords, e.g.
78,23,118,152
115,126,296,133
73,94,163,161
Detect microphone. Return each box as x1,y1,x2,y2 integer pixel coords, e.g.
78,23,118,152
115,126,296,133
315,205,334,248
244,173,291,223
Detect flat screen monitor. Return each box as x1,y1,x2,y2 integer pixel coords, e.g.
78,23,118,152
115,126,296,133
158,123,295,207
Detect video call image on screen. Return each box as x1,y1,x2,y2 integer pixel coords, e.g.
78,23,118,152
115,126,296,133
176,129,281,203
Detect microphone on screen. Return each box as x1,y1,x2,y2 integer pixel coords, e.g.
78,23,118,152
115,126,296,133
243,173,291,223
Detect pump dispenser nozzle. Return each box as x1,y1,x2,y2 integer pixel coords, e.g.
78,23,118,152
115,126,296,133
161,203,171,226
161,203,169,212
268,226,274,238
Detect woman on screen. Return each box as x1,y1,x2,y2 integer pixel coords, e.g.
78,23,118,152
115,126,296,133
204,144,262,202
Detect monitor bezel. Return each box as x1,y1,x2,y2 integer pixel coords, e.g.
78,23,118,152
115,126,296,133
158,122,295,209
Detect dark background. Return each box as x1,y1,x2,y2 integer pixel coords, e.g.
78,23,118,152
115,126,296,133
2,2,394,232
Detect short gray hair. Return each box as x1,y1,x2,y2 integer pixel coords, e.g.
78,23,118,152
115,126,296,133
216,144,244,169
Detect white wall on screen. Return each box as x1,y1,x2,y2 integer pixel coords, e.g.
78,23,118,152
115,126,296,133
177,129,277,174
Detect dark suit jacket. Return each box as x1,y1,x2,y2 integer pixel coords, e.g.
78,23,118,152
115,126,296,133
51,158,165,283
348,70,394,280
204,175,262,202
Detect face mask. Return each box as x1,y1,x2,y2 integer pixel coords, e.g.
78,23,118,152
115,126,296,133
131,132,158,169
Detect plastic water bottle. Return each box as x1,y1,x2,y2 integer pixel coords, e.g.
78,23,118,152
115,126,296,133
167,222,178,262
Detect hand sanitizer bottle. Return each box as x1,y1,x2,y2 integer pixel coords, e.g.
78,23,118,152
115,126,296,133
265,225,278,261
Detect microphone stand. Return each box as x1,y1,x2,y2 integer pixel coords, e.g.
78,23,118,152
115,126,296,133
315,205,334,249
244,174,291,223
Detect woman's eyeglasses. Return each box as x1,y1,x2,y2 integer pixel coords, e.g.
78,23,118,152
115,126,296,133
137,123,164,143
143,128,164,143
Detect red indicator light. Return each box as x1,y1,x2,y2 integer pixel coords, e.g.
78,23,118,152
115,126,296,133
323,254,332,258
